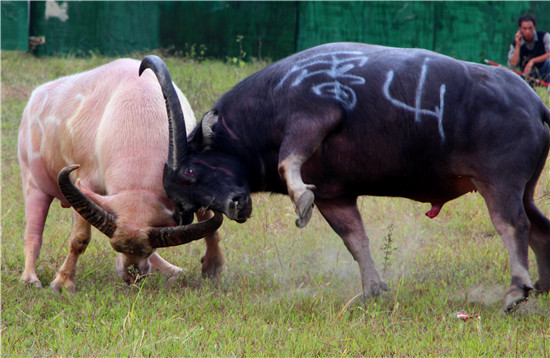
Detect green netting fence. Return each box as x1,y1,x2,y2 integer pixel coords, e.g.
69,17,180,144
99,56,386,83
2,1,549,65
1,0,29,51
296,1,550,64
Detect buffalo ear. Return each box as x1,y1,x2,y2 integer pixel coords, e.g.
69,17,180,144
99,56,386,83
201,111,218,149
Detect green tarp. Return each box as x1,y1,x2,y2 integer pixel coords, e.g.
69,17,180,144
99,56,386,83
1,1,29,51
28,1,161,57
296,1,550,64
159,2,297,62
2,1,550,65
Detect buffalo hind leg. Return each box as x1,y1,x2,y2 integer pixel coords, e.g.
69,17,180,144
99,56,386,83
278,111,341,228
522,143,550,294
50,211,91,294
196,210,224,278
148,252,184,283
525,202,550,294
475,181,534,311
523,182,550,294
316,197,389,299
21,189,53,288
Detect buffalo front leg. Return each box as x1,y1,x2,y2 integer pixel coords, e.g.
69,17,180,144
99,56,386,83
278,111,341,228
148,210,225,281
316,198,389,299
196,210,224,278
278,153,316,228
50,211,92,294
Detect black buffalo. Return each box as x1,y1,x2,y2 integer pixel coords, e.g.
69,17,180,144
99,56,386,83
140,42,550,312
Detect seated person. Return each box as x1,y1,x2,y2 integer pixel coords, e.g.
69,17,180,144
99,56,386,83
508,14,550,81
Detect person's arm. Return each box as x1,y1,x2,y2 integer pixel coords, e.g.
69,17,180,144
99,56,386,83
523,33,550,74
523,52,550,74
509,31,522,67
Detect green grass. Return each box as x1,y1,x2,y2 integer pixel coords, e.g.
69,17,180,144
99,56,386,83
2,51,550,356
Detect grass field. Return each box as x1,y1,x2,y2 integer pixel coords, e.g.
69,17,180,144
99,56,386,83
2,51,550,356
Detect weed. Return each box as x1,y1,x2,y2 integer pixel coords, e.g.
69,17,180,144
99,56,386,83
157,43,208,62
380,224,396,277
229,35,247,68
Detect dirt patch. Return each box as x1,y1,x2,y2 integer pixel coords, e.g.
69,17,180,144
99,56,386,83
467,284,507,305
2,82,33,102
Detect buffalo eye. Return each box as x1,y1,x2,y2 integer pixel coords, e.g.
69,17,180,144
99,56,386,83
179,168,196,185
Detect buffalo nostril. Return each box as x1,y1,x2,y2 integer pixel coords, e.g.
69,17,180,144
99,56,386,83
231,195,243,207
225,194,252,222
232,195,252,217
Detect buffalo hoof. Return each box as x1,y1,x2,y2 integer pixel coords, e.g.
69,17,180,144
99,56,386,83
201,255,224,279
502,286,531,313
20,273,44,289
295,189,315,228
358,281,390,303
534,279,549,294
22,279,44,289
164,267,184,284
369,281,390,298
50,281,76,296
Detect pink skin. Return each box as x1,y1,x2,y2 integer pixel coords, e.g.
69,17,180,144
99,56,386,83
425,203,443,219
18,59,223,292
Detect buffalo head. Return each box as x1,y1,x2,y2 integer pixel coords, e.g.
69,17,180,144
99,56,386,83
58,164,223,281
139,56,253,223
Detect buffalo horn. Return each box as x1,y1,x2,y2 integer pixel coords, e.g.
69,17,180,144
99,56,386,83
148,212,223,248
139,55,187,169
58,165,117,237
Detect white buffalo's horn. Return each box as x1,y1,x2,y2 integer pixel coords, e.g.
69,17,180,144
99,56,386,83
139,55,188,170
58,165,117,237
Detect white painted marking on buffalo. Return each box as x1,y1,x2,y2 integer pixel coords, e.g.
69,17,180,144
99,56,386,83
276,51,369,110
383,58,447,140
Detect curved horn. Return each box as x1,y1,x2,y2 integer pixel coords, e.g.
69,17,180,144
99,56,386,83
148,212,223,248
58,165,117,237
139,55,187,169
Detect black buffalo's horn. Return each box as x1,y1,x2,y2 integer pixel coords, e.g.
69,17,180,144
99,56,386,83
139,55,187,169
148,212,223,248
58,165,117,237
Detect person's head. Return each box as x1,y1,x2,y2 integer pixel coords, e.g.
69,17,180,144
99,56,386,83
518,14,536,42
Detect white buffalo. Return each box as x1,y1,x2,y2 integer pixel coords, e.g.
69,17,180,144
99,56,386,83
18,59,224,293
